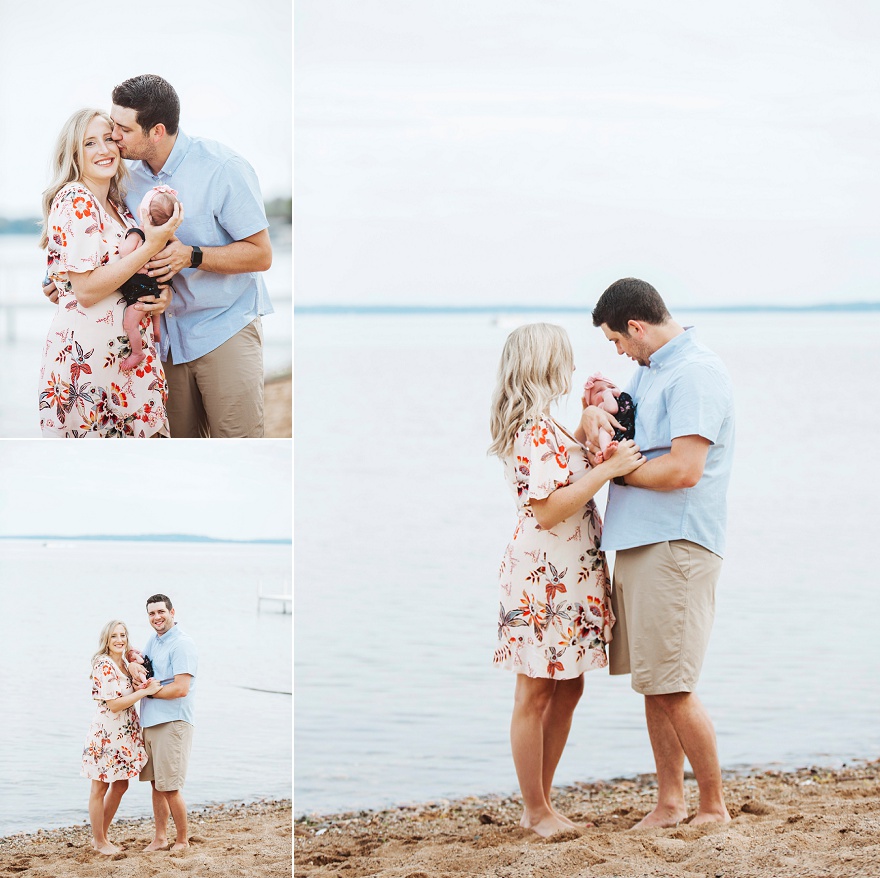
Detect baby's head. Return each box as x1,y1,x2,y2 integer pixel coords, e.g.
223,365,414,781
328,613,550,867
139,185,180,227
582,373,617,407
125,648,145,664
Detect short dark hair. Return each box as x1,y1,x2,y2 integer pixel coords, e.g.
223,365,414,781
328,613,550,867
146,593,174,611
591,278,672,334
112,74,180,136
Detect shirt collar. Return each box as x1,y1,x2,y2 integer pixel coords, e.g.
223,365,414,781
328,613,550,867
156,622,180,641
649,326,696,369
139,129,191,180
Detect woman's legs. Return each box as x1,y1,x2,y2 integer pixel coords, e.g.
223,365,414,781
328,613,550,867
540,675,584,823
102,780,129,839
510,675,571,837
88,780,118,854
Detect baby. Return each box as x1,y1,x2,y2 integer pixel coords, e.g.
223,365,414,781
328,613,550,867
116,185,179,371
125,648,155,690
582,372,636,462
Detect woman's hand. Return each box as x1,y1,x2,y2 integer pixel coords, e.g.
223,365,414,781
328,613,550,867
598,439,646,479
133,283,172,317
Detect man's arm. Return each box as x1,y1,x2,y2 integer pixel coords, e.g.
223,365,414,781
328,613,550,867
151,673,193,700
145,229,273,283
618,434,710,491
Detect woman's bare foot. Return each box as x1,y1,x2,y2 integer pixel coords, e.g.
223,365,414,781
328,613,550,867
690,808,731,826
631,804,689,829
144,838,169,852
520,810,572,838
94,842,119,855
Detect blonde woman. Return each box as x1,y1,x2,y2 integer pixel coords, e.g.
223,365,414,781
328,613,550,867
38,108,183,437
489,323,646,837
81,620,161,855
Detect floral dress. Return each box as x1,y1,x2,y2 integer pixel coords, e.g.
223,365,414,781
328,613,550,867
494,415,614,679
40,182,169,437
81,657,148,782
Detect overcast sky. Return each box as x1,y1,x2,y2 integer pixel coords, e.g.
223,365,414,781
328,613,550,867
0,0,291,216
295,0,880,308
0,443,291,540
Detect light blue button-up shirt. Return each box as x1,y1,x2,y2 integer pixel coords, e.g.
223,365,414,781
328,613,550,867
124,130,273,364
600,328,735,557
140,624,199,728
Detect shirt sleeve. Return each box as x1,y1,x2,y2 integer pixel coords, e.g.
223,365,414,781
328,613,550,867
514,417,572,502
169,638,199,678
215,156,269,241
91,659,125,702
667,362,732,444
50,187,105,274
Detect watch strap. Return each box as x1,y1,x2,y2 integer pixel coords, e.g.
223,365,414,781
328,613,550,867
190,245,203,268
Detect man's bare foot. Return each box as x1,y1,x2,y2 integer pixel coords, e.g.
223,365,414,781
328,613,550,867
520,811,572,838
690,809,731,826
631,804,689,830
170,841,190,851
94,842,119,855
144,839,169,852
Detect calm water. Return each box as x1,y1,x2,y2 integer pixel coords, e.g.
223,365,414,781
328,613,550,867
0,234,291,438
294,309,880,817
0,540,291,836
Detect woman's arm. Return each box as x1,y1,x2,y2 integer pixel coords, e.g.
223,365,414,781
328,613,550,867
67,204,183,308
105,677,162,713
529,440,646,531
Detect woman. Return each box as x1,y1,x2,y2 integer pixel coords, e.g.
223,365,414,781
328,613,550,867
488,323,645,837
38,108,183,437
81,620,161,855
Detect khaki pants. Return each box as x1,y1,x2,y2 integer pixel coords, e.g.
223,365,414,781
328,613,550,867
610,540,722,695
164,319,265,438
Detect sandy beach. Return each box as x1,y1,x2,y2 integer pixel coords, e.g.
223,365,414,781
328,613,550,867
265,371,292,438
0,799,291,877
295,762,880,877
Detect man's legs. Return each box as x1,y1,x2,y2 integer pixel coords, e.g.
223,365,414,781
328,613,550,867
163,348,208,438
642,692,729,826
145,781,171,851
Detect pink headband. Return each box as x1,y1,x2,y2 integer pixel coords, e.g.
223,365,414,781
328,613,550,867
138,184,179,214
582,372,614,394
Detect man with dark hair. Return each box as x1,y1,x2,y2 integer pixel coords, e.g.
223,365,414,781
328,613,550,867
140,593,199,851
582,278,734,828
110,73,273,437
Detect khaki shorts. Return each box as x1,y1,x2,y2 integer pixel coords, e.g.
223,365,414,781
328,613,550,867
140,721,194,791
609,540,722,695
164,318,264,438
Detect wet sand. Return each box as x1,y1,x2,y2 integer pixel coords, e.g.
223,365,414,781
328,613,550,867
0,800,291,877
295,762,880,877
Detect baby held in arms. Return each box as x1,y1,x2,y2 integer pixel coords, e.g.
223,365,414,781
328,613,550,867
125,648,155,690
116,186,180,371
582,373,636,462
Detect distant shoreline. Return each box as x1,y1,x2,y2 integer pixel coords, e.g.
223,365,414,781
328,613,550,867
0,534,290,545
295,301,880,315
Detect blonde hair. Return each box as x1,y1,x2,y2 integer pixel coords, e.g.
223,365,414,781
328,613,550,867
91,619,130,669
488,323,574,458
39,108,129,250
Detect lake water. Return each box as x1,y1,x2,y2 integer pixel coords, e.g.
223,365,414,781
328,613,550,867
0,234,291,438
294,308,880,817
0,540,291,836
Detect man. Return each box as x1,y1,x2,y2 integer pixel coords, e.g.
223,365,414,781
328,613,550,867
140,593,199,851
582,277,735,828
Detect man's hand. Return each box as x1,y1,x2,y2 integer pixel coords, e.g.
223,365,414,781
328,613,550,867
580,405,622,450
144,237,192,284
43,279,59,304
133,283,172,317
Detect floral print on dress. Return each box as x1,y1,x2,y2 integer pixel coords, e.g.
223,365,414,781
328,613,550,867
40,183,169,438
495,416,614,679
81,657,148,782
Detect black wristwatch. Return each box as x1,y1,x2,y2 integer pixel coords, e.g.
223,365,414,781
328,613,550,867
189,245,203,269
612,476,627,487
